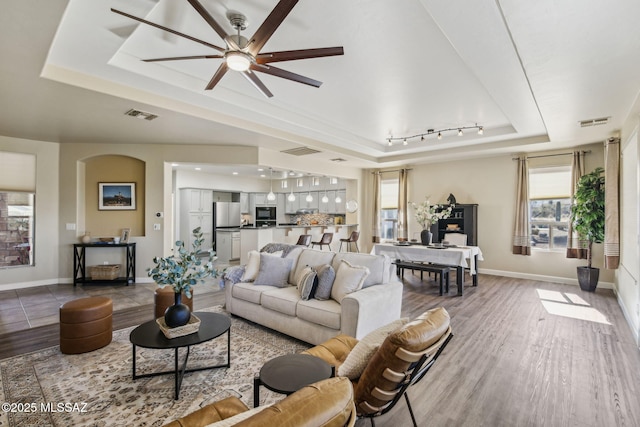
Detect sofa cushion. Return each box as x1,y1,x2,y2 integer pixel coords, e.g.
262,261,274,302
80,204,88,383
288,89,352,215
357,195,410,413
253,254,293,287
231,282,274,304
291,249,336,286
285,246,305,284
231,377,355,427
313,264,336,300
297,266,318,301
331,260,369,303
261,287,300,316
332,253,392,288
337,317,409,380
242,250,261,282
297,298,342,330
354,307,451,409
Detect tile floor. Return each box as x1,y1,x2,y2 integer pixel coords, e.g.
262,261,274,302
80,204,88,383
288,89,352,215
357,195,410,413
0,279,224,335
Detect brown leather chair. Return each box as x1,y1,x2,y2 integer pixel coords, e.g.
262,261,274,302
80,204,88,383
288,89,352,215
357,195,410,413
163,377,356,427
296,234,312,247
303,307,453,427
311,232,333,251
339,231,360,252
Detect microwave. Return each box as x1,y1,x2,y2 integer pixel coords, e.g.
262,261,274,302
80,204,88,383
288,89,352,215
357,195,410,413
256,206,276,220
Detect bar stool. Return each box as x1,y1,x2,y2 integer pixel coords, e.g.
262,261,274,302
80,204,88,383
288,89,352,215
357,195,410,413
339,231,360,252
296,234,312,247
311,233,333,251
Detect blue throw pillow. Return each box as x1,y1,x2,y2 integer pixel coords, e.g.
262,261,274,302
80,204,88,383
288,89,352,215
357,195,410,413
253,253,293,287
313,264,336,300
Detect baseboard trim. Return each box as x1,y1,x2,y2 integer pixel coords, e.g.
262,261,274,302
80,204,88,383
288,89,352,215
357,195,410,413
478,269,614,290
0,277,155,291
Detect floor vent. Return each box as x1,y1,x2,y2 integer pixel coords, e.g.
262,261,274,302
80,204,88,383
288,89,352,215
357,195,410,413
125,109,158,121
281,147,321,156
579,117,610,127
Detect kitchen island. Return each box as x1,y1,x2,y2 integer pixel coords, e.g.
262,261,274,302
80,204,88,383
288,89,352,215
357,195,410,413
239,224,359,264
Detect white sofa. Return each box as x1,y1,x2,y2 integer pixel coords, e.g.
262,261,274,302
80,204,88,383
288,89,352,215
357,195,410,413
224,247,403,345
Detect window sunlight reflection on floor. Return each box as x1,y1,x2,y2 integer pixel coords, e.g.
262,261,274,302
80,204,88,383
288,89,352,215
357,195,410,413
536,289,611,325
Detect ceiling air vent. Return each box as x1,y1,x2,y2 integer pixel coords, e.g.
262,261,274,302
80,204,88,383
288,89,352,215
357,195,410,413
281,147,321,156
579,117,610,127
125,109,158,121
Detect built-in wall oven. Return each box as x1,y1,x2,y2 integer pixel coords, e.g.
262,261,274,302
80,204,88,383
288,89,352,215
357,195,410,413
255,206,276,227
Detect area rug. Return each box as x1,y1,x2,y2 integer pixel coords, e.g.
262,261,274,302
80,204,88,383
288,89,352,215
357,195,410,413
0,306,310,426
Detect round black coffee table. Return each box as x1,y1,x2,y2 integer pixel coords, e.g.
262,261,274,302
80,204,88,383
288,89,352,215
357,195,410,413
130,312,231,400
253,353,333,407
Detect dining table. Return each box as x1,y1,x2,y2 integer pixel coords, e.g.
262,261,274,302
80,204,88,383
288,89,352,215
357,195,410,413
372,242,483,296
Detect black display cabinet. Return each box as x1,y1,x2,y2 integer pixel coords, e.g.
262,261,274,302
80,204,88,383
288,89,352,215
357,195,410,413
432,204,478,246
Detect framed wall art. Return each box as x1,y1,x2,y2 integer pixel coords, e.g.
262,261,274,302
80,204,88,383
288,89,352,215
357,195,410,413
120,228,131,243
99,183,136,210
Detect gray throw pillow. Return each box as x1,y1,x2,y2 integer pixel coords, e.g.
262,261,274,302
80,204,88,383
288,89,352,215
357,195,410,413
314,264,336,300
297,266,318,300
253,253,293,287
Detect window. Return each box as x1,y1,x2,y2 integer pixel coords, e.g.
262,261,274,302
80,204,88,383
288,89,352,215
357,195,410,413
529,166,571,251
380,177,399,241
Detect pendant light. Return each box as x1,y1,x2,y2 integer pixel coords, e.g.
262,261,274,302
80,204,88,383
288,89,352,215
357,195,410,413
287,178,296,201
267,168,276,201
305,177,313,203
321,176,329,203
333,177,342,203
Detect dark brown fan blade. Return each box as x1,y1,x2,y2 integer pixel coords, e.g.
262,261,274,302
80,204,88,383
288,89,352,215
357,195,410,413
111,8,224,52
251,63,322,88
205,63,229,90
256,47,344,64
247,0,298,56
186,0,229,42
143,55,223,62
241,70,274,98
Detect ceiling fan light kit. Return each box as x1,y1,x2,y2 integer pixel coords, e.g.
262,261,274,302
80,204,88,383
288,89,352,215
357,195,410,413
112,0,344,98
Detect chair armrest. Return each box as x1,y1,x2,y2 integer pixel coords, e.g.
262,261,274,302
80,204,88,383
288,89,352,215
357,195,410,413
340,281,403,340
163,396,249,427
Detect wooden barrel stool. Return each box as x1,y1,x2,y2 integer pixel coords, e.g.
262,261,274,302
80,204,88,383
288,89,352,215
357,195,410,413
59,296,112,354
154,287,193,319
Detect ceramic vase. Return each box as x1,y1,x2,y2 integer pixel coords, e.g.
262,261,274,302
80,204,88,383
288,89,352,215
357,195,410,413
420,229,432,246
164,292,191,328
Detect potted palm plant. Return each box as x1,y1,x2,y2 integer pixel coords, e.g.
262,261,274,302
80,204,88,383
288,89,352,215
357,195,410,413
148,227,224,327
569,167,605,291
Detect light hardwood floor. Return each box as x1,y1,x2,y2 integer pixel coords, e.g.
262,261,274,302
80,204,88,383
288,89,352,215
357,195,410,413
1,274,639,426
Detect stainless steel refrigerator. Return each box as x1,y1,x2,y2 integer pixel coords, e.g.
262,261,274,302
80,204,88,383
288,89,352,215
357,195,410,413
213,202,241,251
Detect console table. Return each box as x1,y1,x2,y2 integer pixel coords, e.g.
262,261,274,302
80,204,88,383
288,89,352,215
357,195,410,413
73,243,136,286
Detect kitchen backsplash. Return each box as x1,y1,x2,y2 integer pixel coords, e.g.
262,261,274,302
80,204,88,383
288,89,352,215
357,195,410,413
290,213,343,226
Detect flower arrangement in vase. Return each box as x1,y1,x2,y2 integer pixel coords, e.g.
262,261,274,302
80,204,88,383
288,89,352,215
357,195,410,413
409,197,454,245
148,227,224,327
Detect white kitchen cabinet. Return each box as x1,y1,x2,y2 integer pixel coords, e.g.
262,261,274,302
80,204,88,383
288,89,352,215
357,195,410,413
215,231,231,263
325,190,336,213
285,194,299,214
335,190,346,214
299,191,319,210
180,189,213,252
240,192,249,213
276,193,287,223
231,231,240,260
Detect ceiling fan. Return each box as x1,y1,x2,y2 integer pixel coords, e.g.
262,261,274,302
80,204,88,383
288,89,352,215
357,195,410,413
111,0,344,98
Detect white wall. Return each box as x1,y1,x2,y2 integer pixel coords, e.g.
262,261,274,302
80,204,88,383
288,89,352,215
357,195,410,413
617,126,640,343
0,136,59,289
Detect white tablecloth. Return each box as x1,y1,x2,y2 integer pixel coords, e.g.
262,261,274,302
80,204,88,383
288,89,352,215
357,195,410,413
372,243,484,274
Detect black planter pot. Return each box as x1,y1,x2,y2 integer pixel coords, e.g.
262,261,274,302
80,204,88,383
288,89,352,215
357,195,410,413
577,266,599,292
164,292,191,328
